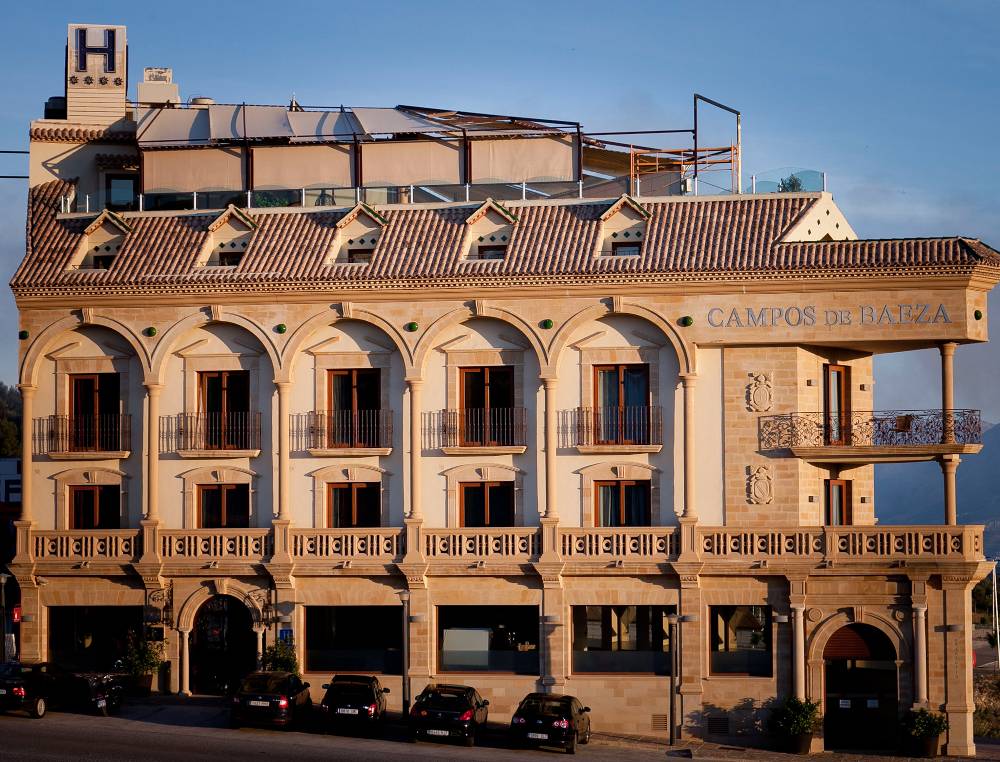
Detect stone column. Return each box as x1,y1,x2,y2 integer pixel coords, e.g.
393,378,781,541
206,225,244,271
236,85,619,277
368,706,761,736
676,574,703,737
940,455,960,525
542,378,558,518
941,576,976,757
275,381,291,521
939,342,957,444
144,383,162,521
407,379,423,519
179,629,191,696
681,375,697,520
913,604,928,707
792,605,806,700
17,385,35,524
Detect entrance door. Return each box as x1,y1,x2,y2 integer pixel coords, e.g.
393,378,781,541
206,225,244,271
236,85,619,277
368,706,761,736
190,595,257,695
823,623,899,750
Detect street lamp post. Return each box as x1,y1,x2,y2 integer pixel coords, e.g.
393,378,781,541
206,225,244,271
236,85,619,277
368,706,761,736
397,590,411,717
0,571,9,664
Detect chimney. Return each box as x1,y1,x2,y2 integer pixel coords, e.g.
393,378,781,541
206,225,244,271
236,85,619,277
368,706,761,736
138,68,181,106
65,23,128,125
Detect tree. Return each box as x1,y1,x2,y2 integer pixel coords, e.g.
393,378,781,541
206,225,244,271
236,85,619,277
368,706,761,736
777,174,804,193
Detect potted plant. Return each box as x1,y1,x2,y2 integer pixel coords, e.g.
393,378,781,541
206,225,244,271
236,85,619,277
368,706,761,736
768,696,821,754
121,631,166,696
261,639,298,674
904,708,949,757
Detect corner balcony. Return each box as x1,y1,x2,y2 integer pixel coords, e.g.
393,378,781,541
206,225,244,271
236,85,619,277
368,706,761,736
758,409,982,463
32,415,131,459
160,413,262,458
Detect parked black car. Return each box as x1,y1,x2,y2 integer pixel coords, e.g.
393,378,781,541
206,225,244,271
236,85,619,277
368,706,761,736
0,662,124,718
410,683,489,746
510,692,591,754
230,671,312,729
319,675,390,734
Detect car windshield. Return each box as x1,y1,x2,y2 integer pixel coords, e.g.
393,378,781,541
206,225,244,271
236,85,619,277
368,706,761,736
240,675,287,694
330,686,372,700
0,663,26,678
520,698,570,715
421,692,469,710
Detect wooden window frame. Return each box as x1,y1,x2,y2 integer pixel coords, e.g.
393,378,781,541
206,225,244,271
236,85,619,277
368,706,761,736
825,479,852,526
326,482,380,528
592,364,650,445
68,484,119,530
610,241,641,257
458,366,515,447
197,483,250,529
198,370,250,450
458,481,514,528
823,363,852,446
69,373,120,452
593,479,651,527
326,368,381,448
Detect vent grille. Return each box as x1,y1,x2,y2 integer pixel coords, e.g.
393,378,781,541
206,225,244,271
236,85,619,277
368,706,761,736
705,714,730,736
650,714,670,732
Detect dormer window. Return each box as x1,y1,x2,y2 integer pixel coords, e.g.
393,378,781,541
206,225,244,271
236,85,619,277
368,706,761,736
611,241,641,257
69,209,131,272
216,239,248,267
91,251,116,270
346,237,377,264
332,203,387,265
474,243,507,260
463,198,518,262
196,205,256,268
598,194,649,257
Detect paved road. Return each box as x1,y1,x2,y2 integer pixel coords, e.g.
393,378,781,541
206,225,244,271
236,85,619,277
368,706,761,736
0,702,667,761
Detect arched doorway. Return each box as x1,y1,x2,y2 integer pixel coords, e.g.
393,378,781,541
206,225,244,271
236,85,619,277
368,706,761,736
823,623,899,750
190,595,257,695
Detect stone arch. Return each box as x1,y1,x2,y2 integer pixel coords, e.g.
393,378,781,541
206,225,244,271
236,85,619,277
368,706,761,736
278,308,413,382
148,309,280,384
308,463,391,528
19,313,150,387
178,465,258,528
549,301,694,376
176,578,266,632
412,305,548,379
50,466,129,530
439,462,524,527
807,609,909,665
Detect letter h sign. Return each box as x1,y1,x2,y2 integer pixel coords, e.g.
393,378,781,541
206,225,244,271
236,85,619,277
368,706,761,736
75,28,116,73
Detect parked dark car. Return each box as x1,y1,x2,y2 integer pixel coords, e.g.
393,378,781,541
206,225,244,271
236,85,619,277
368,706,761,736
510,693,591,754
230,671,312,729
319,675,390,734
0,662,124,718
410,683,489,746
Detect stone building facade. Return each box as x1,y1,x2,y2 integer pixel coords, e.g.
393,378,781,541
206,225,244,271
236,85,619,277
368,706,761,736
8,22,997,756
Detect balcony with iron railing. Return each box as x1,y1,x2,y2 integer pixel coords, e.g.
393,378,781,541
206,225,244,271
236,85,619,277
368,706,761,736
565,406,663,453
160,412,262,457
757,409,982,462
293,410,393,455
431,407,528,454
33,414,131,458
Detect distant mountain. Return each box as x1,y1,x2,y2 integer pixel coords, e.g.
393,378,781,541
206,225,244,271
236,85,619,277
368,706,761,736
876,423,1000,558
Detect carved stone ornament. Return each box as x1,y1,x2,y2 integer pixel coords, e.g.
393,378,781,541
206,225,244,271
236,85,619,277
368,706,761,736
746,465,773,505
746,372,773,412
806,607,822,623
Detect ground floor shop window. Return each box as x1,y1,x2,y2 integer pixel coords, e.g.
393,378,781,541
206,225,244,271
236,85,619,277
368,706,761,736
48,606,143,670
305,606,402,674
438,606,539,674
709,605,772,677
571,605,674,673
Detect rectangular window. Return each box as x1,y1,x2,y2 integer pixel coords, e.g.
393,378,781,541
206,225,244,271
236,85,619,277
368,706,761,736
824,364,851,445
593,364,650,444
199,484,250,528
69,485,121,529
438,606,539,674
475,245,507,260
571,605,674,673
459,482,514,527
347,248,374,264
218,250,243,267
594,480,651,527
105,174,138,212
825,479,852,526
327,482,380,528
611,242,641,257
305,606,402,674
459,366,516,446
91,253,115,270
709,605,772,677
70,373,121,451
327,368,381,447
199,370,251,449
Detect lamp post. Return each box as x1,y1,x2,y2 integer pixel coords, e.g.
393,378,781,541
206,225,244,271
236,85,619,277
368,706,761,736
0,570,9,664
397,590,411,717
667,612,698,746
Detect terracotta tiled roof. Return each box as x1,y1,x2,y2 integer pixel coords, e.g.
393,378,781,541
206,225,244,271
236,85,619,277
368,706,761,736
12,179,1000,297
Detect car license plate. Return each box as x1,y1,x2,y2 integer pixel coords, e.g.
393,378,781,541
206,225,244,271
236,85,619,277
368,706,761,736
337,708,359,715
528,732,548,740
426,729,449,736
0,689,6,695
249,700,269,707
97,699,106,709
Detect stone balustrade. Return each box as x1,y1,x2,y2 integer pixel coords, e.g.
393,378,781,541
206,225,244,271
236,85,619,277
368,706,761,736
422,527,540,561
159,528,273,561
290,528,404,562
560,527,678,561
32,529,141,562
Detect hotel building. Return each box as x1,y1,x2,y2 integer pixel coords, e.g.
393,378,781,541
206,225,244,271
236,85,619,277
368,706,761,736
9,23,997,755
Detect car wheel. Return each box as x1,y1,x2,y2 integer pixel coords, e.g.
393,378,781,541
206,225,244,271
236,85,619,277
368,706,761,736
464,733,476,747
581,726,591,745
30,697,46,719
97,701,110,717
565,732,577,755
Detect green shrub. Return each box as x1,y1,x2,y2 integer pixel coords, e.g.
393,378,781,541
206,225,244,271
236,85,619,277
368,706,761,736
768,697,821,737
904,709,949,739
121,631,166,677
261,640,298,674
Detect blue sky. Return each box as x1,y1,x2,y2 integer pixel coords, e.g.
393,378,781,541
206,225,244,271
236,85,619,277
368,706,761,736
1,0,998,415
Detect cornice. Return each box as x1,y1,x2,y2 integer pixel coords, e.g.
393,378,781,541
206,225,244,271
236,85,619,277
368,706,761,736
29,125,136,144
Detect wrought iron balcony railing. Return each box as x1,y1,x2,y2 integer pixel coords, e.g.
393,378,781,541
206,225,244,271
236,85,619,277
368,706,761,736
438,407,528,448
33,414,131,454
295,410,392,450
161,412,262,452
758,409,981,450
568,406,663,447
